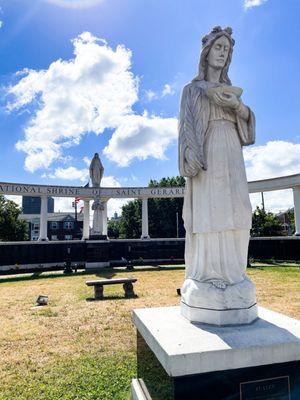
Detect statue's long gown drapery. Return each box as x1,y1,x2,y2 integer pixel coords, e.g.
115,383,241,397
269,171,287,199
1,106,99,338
179,80,255,285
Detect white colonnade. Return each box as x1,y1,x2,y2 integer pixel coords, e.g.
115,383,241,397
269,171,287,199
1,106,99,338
35,188,300,241
38,195,49,241
82,200,90,240
141,198,150,239
2,174,300,241
293,186,300,235
103,201,108,236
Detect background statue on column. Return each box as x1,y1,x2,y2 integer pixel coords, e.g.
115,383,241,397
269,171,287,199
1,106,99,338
89,153,105,238
179,26,257,325
89,153,104,188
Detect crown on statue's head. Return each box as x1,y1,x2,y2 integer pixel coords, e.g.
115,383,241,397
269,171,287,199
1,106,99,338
202,26,235,48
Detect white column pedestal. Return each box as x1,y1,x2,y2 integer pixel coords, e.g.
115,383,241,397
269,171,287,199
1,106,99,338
38,196,48,241
82,200,90,240
141,198,150,239
293,186,300,235
103,200,108,236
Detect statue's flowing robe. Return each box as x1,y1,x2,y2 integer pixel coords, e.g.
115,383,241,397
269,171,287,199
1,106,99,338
89,156,104,187
179,80,255,284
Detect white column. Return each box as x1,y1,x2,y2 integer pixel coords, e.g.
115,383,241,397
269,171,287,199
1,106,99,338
103,200,108,236
82,200,90,240
293,186,300,235
38,196,48,241
141,198,150,239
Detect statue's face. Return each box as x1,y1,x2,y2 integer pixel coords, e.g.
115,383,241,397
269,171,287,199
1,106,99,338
207,35,230,70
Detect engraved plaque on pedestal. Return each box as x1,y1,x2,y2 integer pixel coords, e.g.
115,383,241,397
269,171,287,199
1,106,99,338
240,376,290,400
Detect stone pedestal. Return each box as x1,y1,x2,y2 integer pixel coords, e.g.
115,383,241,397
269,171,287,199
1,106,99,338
92,197,105,236
85,240,111,270
181,277,257,326
131,306,300,400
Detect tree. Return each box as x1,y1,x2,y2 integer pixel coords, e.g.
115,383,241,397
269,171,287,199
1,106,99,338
119,199,142,239
107,219,121,239
119,176,185,239
251,206,283,237
286,209,295,235
0,196,28,241
148,176,185,238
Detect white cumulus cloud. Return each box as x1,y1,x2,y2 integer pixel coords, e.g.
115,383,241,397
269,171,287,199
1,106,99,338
49,166,89,182
250,190,293,214
144,82,176,102
8,32,138,172
162,83,175,97
244,140,300,181
46,165,122,187
45,0,105,9
5,195,22,208
54,197,75,213
244,140,300,212
145,89,157,102
8,32,177,172
244,0,268,9
103,113,178,167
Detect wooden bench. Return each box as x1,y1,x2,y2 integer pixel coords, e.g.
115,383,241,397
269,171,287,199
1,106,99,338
86,277,137,299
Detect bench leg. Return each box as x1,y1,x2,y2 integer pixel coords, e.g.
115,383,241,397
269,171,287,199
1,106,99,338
94,285,104,300
123,282,135,298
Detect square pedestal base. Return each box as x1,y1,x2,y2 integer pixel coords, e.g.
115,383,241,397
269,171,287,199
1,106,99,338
181,300,258,326
132,306,300,400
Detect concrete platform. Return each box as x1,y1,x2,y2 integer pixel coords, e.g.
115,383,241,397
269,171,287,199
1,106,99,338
132,305,300,377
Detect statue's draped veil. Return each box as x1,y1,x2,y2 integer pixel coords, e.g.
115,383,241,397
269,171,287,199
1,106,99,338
193,26,235,84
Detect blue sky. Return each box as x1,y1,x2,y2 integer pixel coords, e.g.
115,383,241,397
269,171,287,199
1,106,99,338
1,0,300,215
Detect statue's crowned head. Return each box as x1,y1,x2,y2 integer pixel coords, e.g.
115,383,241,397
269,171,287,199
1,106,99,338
194,26,235,84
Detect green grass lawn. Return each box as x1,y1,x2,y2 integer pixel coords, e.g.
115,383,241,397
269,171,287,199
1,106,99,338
0,264,299,400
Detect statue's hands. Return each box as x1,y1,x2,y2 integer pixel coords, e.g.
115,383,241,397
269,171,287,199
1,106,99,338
213,92,240,110
185,148,206,175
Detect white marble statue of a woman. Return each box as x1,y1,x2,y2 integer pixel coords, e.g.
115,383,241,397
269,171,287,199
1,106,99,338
179,26,258,325
89,153,104,188
89,153,105,236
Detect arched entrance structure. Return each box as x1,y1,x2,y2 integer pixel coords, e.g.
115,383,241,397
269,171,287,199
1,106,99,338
1,173,300,240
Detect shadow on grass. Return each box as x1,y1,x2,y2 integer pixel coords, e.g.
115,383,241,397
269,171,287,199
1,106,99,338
114,265,186,273
86,295,139,301
0,265,186,284
5,262,296,285
95,271,116,279
250,261,300,270
0,270,88,284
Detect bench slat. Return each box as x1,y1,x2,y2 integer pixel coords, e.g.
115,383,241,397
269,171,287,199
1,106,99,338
86,278,137,286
